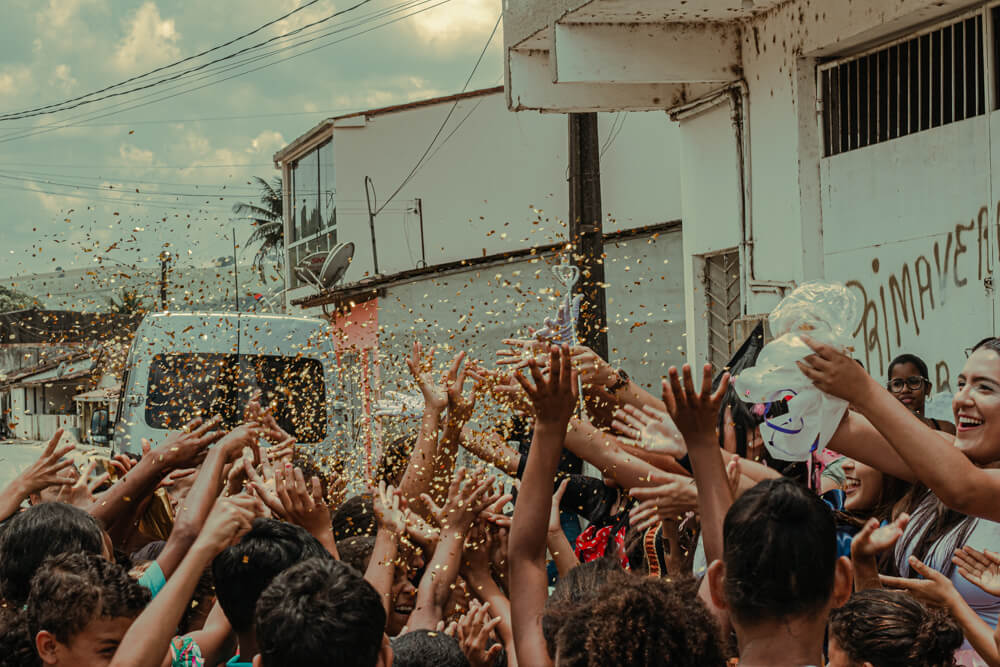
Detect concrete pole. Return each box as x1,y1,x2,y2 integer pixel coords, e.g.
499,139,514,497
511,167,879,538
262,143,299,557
568,112,609,360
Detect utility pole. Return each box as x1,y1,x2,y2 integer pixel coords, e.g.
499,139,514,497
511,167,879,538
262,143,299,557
568,113,608,360
159,251,172,311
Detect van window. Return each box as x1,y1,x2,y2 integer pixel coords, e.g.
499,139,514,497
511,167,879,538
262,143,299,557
145,353,327,442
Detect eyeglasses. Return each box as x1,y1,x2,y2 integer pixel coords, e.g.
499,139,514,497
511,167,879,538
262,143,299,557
887,376,929,393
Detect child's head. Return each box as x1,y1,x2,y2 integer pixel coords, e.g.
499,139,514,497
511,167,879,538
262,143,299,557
28,552,150,667
390,630,469,667
0,503,105,604
708,477,852,631
549,575,726,667
254,558,390,667
212,518,331,635
828,589,963,667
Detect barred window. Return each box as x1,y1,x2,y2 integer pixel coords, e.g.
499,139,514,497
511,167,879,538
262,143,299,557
820,13,986,157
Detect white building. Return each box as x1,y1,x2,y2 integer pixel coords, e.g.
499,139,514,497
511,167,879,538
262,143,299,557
504,0,999,392
273,88,690,394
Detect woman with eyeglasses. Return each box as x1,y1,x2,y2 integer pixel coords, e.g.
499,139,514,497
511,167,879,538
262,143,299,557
887,353,956,435
798,337,1000,664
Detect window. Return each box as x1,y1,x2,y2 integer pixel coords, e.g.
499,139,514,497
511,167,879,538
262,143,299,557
145,353,327,442
702,251,741,375
820,12,986,157
288,139,337,287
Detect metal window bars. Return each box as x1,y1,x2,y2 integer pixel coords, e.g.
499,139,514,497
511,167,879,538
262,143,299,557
819,11,986,157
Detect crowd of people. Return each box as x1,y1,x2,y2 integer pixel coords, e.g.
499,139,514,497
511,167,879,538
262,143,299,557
5,318,1000,667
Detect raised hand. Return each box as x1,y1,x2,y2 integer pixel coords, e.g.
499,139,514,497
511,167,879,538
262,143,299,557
422,467,496,533
455,599,503,667
515,344,578,427
661,364,729,447
406,341,449,412
570,345,618,388
851,514,910,559
446,355,479,428
797,335,874,404
152,415,225,471
954,546,1000,597
880,555,962,609
15,428,76,495
374,481,407,536
192,494,265,555
55,459,109,509
612,404,686,458
251,462,331,539
215,422,262,463
628,475,698,533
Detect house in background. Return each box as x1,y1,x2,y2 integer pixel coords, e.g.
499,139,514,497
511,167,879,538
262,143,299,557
0,310,138,441
502,0,1000,391
273,87,688,409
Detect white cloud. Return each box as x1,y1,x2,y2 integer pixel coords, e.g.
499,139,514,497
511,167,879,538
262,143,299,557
410,0,499,48
274,0,336,35
112,2,180,73
50,64,77,92
248,130,286,155
37,0,104,31
119,143,154,166
0,66,32,97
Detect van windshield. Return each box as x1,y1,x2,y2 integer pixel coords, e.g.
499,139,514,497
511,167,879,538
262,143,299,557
145,353,327,443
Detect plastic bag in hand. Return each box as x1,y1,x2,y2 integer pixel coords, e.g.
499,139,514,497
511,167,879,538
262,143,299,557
733,282,859,461
533,294,583,346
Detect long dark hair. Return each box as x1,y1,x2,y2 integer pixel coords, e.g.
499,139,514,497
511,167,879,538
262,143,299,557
889,337,1000,578
892,484,976,579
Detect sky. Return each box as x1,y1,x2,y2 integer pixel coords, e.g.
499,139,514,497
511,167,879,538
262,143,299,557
0,0,503,281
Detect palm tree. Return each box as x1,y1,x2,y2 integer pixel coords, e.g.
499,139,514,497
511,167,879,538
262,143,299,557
108,289,147,316
233,176,283,282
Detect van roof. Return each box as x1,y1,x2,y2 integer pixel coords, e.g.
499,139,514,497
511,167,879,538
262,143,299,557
141,312,326,325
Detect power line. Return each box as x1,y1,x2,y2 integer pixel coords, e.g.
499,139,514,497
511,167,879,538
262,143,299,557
374,10,501,215
0,0,373,121
0,0,450,145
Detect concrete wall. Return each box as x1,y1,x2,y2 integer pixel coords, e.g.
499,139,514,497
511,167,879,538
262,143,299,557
284,92,683,307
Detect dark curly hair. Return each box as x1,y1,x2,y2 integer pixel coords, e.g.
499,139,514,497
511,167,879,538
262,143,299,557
829,589,962,667
550,575,726,667
0,550,154,667
542,557,629,657
255,558,386,667
26,552,149,644
331,493,377,541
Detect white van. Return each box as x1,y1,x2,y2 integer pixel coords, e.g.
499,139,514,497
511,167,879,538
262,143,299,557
113,312,358,463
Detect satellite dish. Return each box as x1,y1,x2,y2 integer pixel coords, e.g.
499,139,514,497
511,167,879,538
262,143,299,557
294,242,354,291
320,242,354,288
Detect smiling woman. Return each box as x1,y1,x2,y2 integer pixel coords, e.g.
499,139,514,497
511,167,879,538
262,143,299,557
799,335,1000,640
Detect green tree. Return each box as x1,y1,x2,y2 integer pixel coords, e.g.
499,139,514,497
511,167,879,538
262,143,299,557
0,285,35,313
109,289,147,316
233,176,283,282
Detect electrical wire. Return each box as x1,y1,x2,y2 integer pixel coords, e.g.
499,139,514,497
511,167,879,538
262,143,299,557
0,0,429,139
374,10,501,215
0,0,375,121
0,0,450,145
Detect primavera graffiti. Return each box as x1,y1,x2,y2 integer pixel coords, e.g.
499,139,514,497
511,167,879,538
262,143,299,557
846,203,994,392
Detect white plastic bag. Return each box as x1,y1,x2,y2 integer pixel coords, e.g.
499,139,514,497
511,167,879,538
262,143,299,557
733,282,859,461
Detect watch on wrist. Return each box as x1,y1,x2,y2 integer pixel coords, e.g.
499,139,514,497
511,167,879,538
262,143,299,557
608,368,630,393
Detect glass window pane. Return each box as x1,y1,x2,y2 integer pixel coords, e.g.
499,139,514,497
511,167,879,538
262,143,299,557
293,150,320,240
145,353,326,441
319,140,336,234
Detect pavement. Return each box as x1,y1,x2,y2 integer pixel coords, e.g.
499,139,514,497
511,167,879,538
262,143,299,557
0,439,112,491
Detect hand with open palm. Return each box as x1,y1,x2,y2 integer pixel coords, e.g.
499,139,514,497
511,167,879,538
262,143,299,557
954,546,1000,597
611,403,686,458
